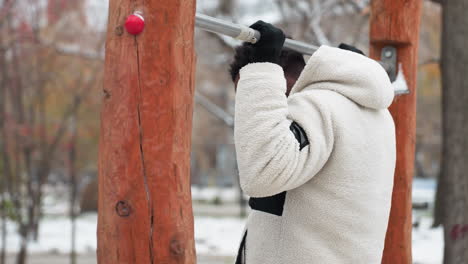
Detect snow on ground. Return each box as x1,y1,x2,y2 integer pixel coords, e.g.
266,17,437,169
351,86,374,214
412,217,444,264
194,217,245,256
4,214,97,254
2,213,443,263
3,179,443,263
411,178,443,264
3,214,245,257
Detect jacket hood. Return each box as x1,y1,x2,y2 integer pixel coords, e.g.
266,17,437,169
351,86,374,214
290,45,394,109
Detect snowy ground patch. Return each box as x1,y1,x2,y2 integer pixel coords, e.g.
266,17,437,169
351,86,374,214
412,217,443,264
3,213,443,263
3,178,443,262
3,214,245,256
194,216,245,256
4,214,97,254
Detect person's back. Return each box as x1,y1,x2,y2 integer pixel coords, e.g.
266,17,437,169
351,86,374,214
232,21,396,264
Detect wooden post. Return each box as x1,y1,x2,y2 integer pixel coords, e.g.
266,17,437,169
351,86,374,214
369,1,422,263
97,0,197,263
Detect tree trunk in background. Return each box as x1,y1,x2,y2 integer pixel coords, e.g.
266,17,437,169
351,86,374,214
0,45,7,264
0,193,6,264
16,235,27,264
69,116,77,264
435,0,468,262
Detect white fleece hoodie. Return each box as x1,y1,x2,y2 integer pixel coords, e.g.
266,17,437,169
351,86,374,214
234,45,396,264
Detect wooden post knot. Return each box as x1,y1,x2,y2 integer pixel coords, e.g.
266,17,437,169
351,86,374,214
115,26,124,36
115,200,132,217
170,239,184,256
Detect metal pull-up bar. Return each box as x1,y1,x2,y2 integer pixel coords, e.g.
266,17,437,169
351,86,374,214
195,13,320,56
195,13,409,95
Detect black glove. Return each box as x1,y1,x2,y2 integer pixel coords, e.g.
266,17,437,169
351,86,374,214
249,20,286,64
338,43,365,55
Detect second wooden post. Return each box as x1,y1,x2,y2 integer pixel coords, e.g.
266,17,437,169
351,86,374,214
369,1,422,263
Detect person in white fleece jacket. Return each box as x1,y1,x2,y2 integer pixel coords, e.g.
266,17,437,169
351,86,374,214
230,21,396,264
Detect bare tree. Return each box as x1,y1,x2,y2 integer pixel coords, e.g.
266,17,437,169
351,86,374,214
432,0,468,263
0,1,103,263
273,0,369,47
68,116,78,264
0,11,9,261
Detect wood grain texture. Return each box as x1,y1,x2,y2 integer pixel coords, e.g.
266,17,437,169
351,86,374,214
369,1,422,263
97,0,197,263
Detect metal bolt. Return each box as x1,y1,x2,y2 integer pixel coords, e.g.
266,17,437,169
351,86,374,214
384,50,393,58
115,201,131,217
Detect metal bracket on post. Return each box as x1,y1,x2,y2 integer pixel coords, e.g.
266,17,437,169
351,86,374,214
380,46,397,82
379,46,409,95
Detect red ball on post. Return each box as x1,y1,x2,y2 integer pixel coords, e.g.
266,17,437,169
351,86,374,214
125,12,145,35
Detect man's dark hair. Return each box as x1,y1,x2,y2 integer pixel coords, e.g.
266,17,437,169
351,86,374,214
229,42,306,82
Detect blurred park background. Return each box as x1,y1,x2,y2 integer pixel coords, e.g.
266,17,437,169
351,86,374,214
1,0,466,263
